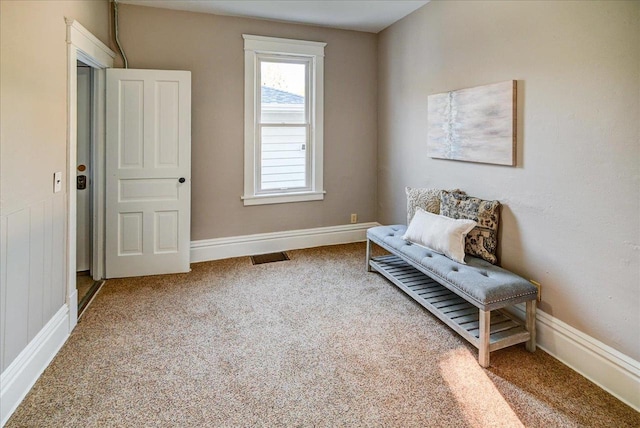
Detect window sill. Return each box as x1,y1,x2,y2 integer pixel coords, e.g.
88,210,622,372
241,191,325,206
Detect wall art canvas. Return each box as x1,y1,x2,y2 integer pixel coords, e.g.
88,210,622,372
427,80,516,166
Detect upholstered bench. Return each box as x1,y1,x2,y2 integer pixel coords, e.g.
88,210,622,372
366,224,538,367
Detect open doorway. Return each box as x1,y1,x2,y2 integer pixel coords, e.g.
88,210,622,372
66,18,115,329
76,61,103,315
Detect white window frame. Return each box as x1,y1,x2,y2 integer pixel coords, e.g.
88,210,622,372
242,34,326,206
257,54,312,194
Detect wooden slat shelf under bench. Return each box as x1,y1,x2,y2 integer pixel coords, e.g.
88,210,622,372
369,254,532,360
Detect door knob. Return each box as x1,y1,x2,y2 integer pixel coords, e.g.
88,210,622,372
178,177,186,183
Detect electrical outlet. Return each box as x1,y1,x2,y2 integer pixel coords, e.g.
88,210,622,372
350,213,357,224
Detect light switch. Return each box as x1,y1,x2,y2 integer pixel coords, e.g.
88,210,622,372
53,171,62,193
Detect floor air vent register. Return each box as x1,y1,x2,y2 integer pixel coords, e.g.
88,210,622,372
250,252,290,265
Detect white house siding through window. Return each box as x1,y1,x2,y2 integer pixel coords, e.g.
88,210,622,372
260,86,306,190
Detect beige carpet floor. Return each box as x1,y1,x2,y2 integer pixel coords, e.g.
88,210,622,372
7,243,639,427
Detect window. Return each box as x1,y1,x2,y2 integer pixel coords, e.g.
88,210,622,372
242,35,326,206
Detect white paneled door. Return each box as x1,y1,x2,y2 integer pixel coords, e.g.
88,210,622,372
106,69,191,278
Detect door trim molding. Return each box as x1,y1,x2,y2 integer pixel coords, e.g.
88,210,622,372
66,19,115,330
90,67,107,282
191,222,379,263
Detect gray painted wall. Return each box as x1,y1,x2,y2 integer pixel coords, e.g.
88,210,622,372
117,5,379,241
0,0,110,371
378,0,640,360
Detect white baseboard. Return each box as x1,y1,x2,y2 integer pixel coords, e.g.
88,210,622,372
191,222,379,263
1,305,70,426
507,304,639,411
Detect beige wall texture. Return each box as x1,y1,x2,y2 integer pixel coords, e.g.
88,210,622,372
0,0,110,370
116,5,378,240
378,0,640,360
0,0,110,215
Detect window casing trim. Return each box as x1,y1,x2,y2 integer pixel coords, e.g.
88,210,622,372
241,190,326,206
243,34,325,206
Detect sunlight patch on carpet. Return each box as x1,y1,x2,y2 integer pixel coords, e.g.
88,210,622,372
439,348,525,428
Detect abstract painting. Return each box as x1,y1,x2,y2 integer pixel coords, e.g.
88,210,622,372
427,80,516,166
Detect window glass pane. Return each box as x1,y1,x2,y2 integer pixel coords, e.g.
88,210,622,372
261,61,306,124
260,126,307,190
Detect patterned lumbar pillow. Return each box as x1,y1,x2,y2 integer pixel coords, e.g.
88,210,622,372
405,187,466,225
440,191,501,264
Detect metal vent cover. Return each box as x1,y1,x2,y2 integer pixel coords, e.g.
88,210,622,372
251,252,290,265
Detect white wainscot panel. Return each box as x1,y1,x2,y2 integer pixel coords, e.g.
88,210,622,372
1,194,66,373
3,209,30,369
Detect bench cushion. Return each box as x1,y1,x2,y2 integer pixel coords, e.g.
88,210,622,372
368,225,538,311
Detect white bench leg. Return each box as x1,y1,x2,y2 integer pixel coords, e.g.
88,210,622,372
479,309,490,368
526,300,537,352
365,238,373,272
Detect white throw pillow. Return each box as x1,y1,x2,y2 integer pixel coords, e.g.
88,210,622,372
402,208,477,264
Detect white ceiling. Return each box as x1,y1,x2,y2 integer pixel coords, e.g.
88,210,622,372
117,1,430,33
